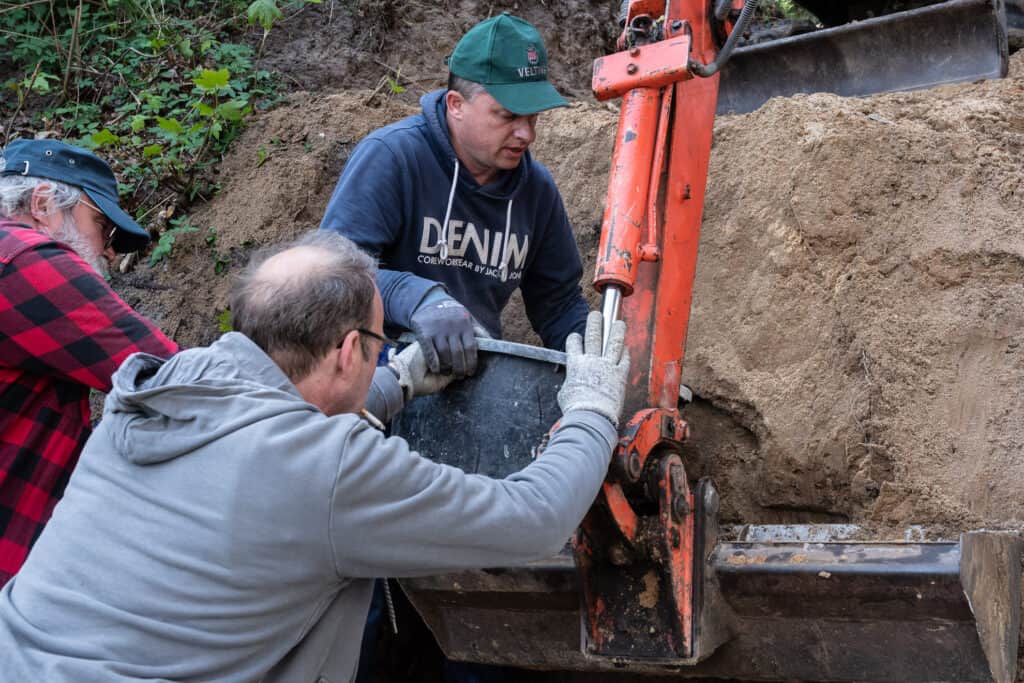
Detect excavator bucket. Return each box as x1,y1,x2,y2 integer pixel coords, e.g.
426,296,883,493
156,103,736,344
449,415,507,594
717,0,1009,115
392,346,1024,682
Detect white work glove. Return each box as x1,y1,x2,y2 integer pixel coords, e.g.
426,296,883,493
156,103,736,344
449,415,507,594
388,342,455,402
557,311,630,427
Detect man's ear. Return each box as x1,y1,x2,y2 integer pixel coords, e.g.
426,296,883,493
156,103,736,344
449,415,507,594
335,329,362,377
29,184,58,225
445,90,465,121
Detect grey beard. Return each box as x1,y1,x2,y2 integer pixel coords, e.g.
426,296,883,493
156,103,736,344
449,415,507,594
54,212,109,278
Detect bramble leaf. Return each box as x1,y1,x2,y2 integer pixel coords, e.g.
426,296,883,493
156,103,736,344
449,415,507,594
247,0,282,32
193,68,230,92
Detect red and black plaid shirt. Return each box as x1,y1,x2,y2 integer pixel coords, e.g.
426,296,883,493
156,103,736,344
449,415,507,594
0,221,177,585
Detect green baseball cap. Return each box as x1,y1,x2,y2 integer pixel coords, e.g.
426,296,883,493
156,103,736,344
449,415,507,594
448,13,568,115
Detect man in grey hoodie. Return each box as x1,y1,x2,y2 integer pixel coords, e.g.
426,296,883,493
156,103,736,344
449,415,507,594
0,231,629,683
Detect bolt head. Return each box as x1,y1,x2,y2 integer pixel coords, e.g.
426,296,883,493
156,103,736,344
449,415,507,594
672,494,691,521
626,63,638,75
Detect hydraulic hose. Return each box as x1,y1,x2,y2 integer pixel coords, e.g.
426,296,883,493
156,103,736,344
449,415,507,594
688,0,760,77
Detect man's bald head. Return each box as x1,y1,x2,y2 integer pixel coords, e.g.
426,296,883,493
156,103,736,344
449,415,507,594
230,232,378,381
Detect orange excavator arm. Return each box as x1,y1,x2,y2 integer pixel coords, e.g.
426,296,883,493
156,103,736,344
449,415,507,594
575,0,751,660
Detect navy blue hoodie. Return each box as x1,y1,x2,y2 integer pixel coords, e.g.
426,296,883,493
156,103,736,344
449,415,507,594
320,90,588,350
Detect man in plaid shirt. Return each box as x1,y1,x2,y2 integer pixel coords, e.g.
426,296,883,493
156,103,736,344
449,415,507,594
0,139,177,584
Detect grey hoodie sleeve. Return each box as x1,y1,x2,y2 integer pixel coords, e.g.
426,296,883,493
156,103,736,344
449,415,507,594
364,366,405,424
327,410,617,578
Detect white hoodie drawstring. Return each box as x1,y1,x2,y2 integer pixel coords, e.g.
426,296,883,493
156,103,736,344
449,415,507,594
438,158,459,260
498,198,513,282
439,159,513,281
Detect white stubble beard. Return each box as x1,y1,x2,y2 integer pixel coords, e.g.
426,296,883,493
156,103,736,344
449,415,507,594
54,212,110,278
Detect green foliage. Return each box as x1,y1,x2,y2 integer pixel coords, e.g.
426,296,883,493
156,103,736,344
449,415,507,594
204,228,231,274
214,255,231,274
148,217,200,266
22,71,58,96
0,0,283,221
247,0,321,32
218,308,234,332
248,0,285,32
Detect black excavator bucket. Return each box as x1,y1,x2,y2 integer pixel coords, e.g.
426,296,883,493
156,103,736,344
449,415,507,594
717,0,1009,115
392,343,1023,683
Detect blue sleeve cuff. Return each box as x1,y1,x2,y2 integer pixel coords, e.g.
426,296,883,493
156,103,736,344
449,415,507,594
378,270,446,330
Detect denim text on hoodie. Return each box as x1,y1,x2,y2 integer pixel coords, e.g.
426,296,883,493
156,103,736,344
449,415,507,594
0,332,616,683
320,89,589,350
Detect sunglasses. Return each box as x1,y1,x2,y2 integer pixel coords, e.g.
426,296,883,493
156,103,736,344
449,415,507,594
79,197,118,250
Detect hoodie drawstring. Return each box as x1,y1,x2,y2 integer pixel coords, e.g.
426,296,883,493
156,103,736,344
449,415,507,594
438,158,459,260
438,158,513,282
498,198,513,282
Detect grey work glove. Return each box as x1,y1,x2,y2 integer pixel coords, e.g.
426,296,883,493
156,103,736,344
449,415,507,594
409,294,478,378
388,342,454,402
557,311,630,427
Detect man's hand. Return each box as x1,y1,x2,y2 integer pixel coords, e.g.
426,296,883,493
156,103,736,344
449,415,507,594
557,311,630,427
410,296,478,377
388,342,455,402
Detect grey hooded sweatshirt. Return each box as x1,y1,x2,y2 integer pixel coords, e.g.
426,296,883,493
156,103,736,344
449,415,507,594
0,332,616,683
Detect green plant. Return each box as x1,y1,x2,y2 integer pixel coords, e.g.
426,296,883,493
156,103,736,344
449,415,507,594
248,0,321,59
217,308,234,332
149,217,200,265
214,254,231,274
1,0,283,228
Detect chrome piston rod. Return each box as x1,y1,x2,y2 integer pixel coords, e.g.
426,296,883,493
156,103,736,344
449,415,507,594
601,286,622,354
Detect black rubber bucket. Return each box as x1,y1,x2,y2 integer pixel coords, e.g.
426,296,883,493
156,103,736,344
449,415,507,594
390,339,566,478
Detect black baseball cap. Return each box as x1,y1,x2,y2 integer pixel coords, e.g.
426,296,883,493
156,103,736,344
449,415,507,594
0,139,151,253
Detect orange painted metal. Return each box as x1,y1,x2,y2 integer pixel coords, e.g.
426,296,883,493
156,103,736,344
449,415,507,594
656,454,696,654
577,0,725,664
606,0,720,415
614,0,667,51
592,35,693,101
609,408,690,485
642,85,674,264
592,86,661,297
599,481,638,542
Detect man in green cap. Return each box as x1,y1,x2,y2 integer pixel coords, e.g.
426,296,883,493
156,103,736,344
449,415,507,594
320,13,589,379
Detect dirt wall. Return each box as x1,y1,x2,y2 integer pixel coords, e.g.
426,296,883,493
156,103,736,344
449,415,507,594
687,53,1024,532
